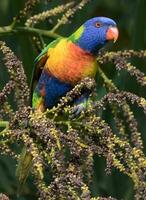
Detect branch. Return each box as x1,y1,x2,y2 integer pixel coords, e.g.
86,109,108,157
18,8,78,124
17,27,62,39
97,66,117,91
0,25,62,39
0,121,9,128
0,26,14,36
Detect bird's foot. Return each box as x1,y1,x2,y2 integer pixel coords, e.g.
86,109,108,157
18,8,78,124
70,103,87,118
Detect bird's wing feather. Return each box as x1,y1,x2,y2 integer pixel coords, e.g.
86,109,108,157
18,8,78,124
30,38,61,105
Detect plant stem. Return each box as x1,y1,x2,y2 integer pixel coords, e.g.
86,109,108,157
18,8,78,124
0,121,9,128
17,27,62,39
0,25,62,39
97,66,117,91
0,26,14,35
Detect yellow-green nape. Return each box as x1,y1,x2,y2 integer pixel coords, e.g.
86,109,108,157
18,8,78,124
74,25,84,40
69,25,84,42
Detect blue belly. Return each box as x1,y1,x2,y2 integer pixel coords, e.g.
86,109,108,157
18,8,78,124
35,70,72,108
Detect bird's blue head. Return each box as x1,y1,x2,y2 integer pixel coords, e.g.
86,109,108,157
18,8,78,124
70,17,119,55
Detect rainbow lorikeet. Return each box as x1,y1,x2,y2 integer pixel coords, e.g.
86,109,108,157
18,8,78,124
16,17,119,190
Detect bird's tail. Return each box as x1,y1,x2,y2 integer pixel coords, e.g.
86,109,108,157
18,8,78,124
16,146,33,195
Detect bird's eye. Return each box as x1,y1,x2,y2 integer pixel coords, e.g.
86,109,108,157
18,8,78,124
95,22,102,28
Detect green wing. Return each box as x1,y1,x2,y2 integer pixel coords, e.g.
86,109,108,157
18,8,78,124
30,38,61,105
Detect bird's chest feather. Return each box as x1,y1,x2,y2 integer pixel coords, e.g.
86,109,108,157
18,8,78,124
45,39,97,84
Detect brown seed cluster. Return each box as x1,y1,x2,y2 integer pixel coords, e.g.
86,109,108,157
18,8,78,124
25,2,75,27
0,80,15,103
51,0,91,32
0,194,9,200
97,50,146,86
0,41,30,108
18,0,41,19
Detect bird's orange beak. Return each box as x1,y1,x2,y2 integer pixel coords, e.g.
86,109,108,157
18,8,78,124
106,26,119,43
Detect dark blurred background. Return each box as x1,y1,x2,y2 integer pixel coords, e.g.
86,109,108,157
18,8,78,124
0,0,146,199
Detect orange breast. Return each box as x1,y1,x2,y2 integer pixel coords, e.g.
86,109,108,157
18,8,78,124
45,39,97,84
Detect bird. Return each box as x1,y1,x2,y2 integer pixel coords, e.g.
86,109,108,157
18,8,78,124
16,16,119,191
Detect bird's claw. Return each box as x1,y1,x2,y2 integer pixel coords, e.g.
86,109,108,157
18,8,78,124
70,103,86,118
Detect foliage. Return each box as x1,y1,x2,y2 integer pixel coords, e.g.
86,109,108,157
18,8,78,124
0,0,146,200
